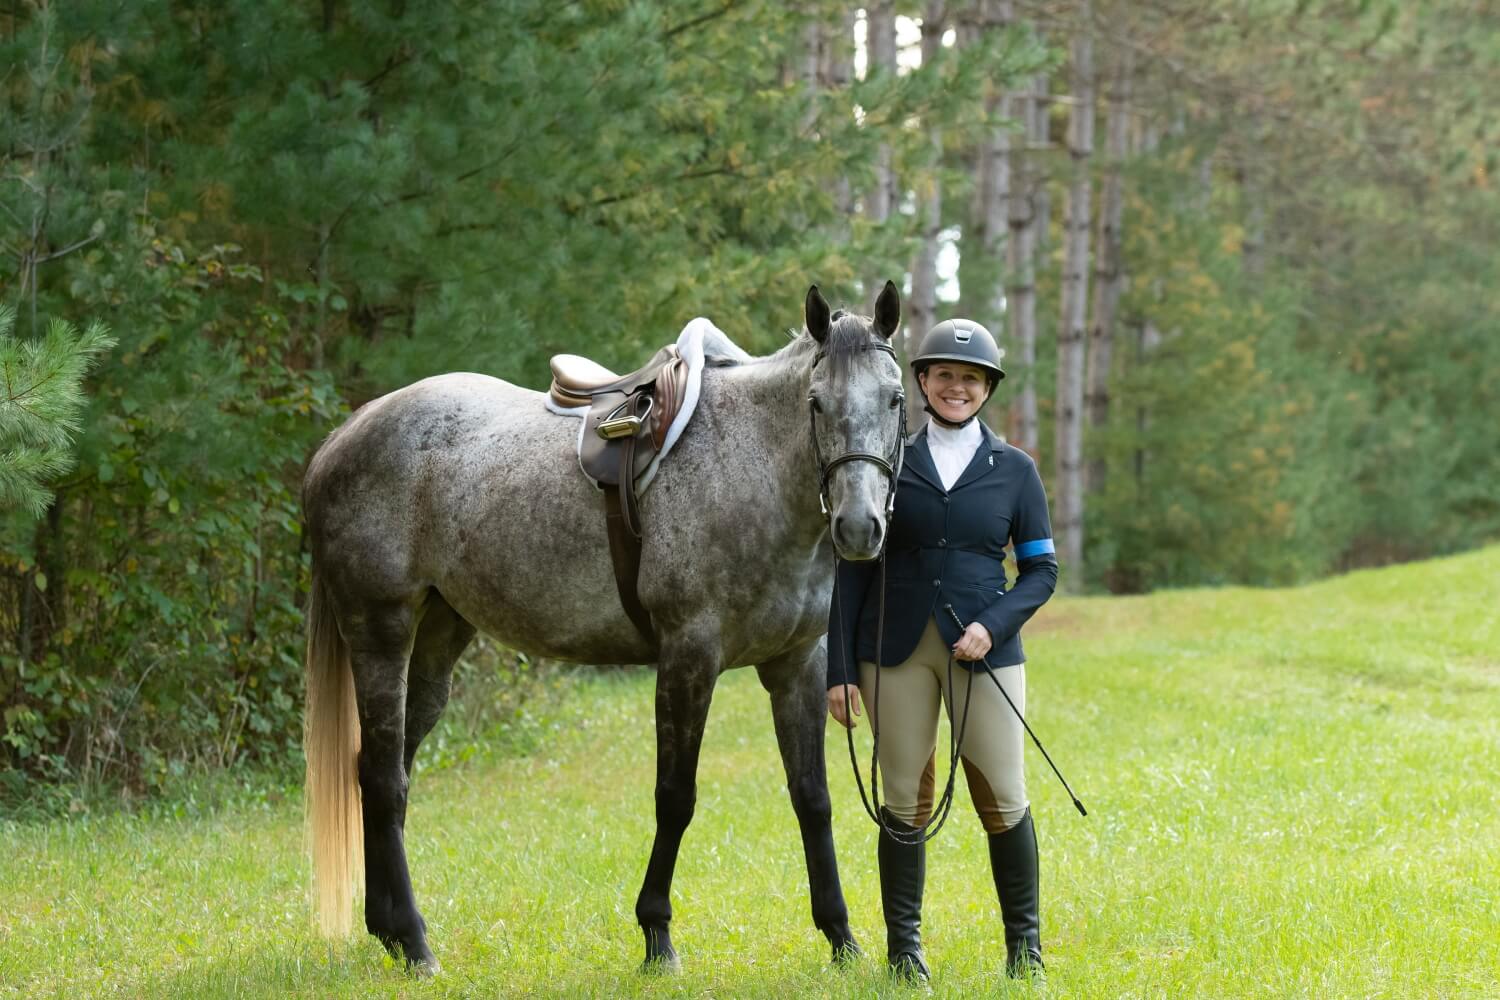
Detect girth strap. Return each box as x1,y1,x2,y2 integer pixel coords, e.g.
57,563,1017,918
602,435,657,650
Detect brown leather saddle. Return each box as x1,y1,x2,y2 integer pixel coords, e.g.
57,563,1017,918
548,344,691,647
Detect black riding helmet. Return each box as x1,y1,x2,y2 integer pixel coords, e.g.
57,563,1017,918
910,319,1006,385
911,319,1006,428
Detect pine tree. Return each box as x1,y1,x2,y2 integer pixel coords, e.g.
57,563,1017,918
0,308,113,517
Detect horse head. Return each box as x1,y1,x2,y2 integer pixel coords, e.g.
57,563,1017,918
805,280,905,561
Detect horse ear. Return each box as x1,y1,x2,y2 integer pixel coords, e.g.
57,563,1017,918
873,280,900,340
806,285,832,344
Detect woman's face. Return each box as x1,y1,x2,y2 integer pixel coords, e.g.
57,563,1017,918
918,362,990,424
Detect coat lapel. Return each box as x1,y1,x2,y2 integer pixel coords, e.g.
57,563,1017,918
949,423,1006,492
903,427,945,491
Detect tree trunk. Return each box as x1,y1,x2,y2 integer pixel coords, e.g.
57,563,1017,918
1055,2,1094,582
1132,316,1162,493
1084,45,1131,495
907,0,947,427
825,10,856,222
863,1,898,299
965,1,1014,430
971,1,1013,310
805,11,856,243
22,496,66,663
1242,107,1269,279
1030,75,1052,257
801,18,825,126
1009,66,1048,455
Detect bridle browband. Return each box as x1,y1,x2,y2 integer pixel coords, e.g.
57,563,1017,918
807,341,906,520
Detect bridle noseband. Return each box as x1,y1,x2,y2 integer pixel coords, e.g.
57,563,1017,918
808,341,906,520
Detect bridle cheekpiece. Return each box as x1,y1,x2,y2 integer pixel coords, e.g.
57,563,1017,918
807,341,906,521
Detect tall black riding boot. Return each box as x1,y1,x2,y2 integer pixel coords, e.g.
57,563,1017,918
878,808,931,982
988,808,1044,978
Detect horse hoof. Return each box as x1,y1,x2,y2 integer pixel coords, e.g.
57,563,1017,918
408,957,441,978
640,950,681,975
376,932,439,977
640,926,680,974
832,938,863,966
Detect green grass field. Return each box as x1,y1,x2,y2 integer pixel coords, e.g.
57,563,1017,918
4,548,1498,998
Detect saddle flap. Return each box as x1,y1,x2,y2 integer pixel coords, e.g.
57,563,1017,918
577,348,688,489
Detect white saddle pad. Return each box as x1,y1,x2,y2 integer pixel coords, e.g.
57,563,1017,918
545,317,729,492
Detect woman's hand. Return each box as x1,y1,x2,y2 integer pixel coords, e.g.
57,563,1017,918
952,622,993,661
827,684,864,729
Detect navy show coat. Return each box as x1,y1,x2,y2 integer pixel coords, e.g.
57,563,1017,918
827,421,1058,687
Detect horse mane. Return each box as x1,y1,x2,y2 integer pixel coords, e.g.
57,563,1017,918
742,307,883,370
818,311,881,375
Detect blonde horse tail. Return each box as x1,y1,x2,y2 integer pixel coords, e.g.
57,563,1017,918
304,571,363,938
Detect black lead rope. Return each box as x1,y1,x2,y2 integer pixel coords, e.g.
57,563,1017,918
809,338,1047,841
833,551,977,846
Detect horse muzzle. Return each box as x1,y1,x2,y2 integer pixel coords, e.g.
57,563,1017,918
832,509,886,561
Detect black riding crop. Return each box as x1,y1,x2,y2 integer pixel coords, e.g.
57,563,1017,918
942,603,1088,817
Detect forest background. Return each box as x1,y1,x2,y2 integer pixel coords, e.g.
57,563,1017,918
2,0,1496,805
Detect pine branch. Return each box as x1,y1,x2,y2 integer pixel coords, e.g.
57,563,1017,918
0,307,115,518
663,0,745,40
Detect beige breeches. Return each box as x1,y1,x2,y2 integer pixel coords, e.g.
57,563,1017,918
859,618,1029,834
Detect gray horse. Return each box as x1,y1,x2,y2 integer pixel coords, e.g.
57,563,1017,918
302,283,904,974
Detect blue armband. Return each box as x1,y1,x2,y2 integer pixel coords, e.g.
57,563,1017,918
1014,538,1055,560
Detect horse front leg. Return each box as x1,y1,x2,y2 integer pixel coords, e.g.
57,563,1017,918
634,646,720,972
756,643,859,963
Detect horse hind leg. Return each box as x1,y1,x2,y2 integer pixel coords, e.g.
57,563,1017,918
404,591,476,778
340,597,442,973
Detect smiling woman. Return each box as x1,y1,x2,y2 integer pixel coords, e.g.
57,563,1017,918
827,316,1059,985
920,362,990,425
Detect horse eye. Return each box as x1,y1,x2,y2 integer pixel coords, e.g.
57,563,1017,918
809,396,824,414
890,394,905,409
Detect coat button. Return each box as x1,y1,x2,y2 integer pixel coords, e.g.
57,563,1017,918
942,496,950,505
932,578,941,587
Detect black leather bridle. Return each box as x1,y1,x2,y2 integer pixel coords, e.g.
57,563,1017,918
807,342,906,520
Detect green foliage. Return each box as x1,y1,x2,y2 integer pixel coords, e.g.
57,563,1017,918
3,0,1048,799
1,228,344,796
1086,153,1370,590
0,308,114,517
1036,2,1500,590
2,0,1496,800
416,637,570,773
